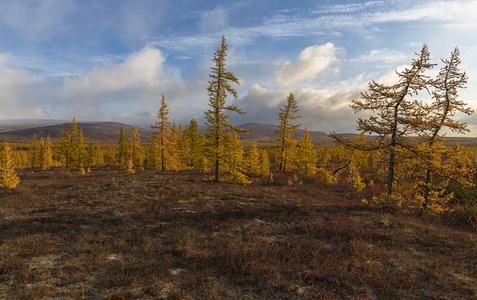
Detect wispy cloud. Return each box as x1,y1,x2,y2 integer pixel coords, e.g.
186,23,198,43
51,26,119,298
147,0,476,58
354,48,408,64
0,0,74,40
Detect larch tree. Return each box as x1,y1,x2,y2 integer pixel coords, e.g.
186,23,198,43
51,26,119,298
331,45,435,199
128,125,142,169
85,142,96,169
247,143,261,176
273,93,301,173
38,136,53,170
223,132,250,184
151,94,171,171
183,118,206,169
168,123,184,171
0,142,20,189
77,130,86,169
417,47,474,209
204,35,248,182
118,124,128,168
297,128,318,175
260,149,271,178
30,134,39,168
60,117,86,168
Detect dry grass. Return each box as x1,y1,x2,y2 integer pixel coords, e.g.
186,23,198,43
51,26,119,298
0,168,476,299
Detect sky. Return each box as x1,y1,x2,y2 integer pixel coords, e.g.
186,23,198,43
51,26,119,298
0,0,477,135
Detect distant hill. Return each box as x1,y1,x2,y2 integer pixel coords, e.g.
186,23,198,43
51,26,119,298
0,121,153,144
0,119,68,132
231,123,333,145
0,120,336,145
2,119,475,146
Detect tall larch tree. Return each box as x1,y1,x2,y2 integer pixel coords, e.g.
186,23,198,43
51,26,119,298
85,142,96,169
118,124,128,168
38,136,53,170
204,35,248,182
151,94,171,171
30,134,39,168
224,133,250,184
168,123,184,171
183,118,206,169
60,117,86,168
260,149,271,178
0,142,20,189
297,128,318,175
247,143,261,176
273,93,301,173
418,47,474,209
128,125,142,168
331,45,435,198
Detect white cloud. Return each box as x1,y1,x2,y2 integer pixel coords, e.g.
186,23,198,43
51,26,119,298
64,47,165,97
277,43,337,86
238,76,367,132
242,84,288,108
0,54,49,119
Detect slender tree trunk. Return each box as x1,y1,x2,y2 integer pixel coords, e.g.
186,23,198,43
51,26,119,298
387,147,395,196
215,158,219,182
215,132,220,182
161,137,165,171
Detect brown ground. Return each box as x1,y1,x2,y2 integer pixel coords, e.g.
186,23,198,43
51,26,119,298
0,168,476,299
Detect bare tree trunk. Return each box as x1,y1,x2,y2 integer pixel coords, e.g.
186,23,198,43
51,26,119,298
387,147,395,196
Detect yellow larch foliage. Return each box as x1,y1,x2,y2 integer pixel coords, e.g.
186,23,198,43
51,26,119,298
297,128,317,175
0,142,20,189
247,143,261,176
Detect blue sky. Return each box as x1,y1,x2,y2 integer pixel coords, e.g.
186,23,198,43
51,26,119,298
0,0,477,135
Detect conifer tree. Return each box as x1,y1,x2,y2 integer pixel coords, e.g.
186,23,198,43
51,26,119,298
85,142,96,168
151,94,171,171
60,117,86,168
223,133,251,184
30,134,39,168
38,136,53,170
297,128,318,175
417,47,474,209
0,142,20,189
204,35,248,182
118,124,128,168
273,93,301,172
331,45,435,198
168,123,184,171
260,149,271,178
128,125,142,168
247,143,261,176
183,118,206,169
77,130,86,168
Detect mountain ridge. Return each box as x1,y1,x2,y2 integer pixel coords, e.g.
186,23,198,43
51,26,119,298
1,120,476,146
0,120,334,144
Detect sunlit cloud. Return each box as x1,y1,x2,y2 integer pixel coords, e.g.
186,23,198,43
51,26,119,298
64,47,165,97
277,43,337,86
